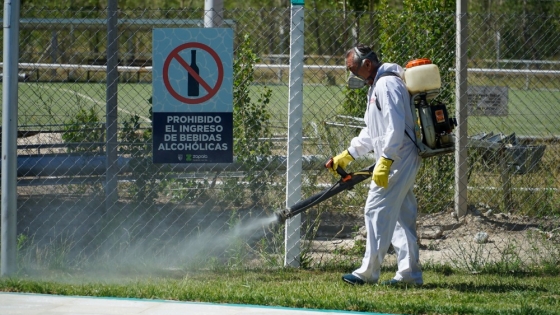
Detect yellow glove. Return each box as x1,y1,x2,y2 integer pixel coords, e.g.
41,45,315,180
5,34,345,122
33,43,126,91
327,150,354,177
373,157,393,188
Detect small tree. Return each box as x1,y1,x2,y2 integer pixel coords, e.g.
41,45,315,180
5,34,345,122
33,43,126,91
232,34,274,207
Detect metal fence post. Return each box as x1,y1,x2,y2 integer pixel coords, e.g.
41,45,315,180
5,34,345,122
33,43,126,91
455,0,468,218
204,0,224,28
105,0,119,207
1,0,20,277
285,1,304,267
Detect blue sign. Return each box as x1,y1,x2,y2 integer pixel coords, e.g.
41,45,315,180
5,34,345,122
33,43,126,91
152,28,233,163
152,112,233,163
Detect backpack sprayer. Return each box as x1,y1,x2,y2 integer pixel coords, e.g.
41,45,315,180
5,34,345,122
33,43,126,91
404,58,456,158
275,59,456,223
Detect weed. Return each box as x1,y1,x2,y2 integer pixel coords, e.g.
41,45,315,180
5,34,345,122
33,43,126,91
15,233,76,271
224,210,250,268
480,242,525,275
421,261,455,275
332,226,366,257
17,234,30,251
426,240,441,251
525,229,560,274
217,177,246,207
255,224,285,268
163,178,210,204
447,240,495,273
16,234,33,272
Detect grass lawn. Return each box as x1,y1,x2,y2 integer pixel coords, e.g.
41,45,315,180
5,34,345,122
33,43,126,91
1,267,559,315
468,88,560,137
6,82,560,138
12,82,154,127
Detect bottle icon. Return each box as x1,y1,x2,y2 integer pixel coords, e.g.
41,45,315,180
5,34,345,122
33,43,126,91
188,49,200,97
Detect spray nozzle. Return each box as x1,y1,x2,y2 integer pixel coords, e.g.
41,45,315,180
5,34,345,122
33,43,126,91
274,209,291,224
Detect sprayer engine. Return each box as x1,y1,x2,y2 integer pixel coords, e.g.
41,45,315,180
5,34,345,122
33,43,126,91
415,93,457,152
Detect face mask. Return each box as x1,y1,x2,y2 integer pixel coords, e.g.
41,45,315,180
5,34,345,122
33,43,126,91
347,73,367,89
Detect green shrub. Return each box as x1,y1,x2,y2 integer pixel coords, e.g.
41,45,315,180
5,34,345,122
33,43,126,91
230,34,274,207
62,106,103,153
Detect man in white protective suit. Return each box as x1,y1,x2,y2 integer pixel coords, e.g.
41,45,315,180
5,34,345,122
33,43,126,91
327,44,423,286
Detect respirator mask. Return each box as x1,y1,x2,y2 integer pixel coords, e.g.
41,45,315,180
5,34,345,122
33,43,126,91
347,73,367,89
347,47,379,89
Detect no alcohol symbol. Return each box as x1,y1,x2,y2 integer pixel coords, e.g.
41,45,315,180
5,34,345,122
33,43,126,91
162,42,224,104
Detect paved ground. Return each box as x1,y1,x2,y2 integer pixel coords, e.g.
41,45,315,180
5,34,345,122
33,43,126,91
0,292,396,315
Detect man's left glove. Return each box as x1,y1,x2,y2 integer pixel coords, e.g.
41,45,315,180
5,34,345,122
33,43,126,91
327,150,354,177
373,157,393,188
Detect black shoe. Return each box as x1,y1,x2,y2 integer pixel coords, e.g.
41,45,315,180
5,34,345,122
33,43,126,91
342,274,365,285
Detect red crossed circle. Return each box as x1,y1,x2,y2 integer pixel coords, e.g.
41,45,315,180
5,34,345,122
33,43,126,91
162,42,224,104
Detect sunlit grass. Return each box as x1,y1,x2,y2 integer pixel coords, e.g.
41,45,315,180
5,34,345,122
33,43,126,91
1,267,559,315
8,82,560,137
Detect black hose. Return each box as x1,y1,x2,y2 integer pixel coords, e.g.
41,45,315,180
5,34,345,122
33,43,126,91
275,164,375,223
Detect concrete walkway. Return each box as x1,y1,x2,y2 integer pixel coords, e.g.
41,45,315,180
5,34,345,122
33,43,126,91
0,292,396,315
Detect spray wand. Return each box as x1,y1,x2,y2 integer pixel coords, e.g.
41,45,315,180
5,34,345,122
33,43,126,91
275,161,375,224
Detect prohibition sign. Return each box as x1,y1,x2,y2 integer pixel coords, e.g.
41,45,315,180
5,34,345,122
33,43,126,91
163,42,224,104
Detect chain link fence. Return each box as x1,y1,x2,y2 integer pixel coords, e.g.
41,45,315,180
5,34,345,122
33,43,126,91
2,7,560,273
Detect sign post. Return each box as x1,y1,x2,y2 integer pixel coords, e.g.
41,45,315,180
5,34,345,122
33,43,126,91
152,28,233,163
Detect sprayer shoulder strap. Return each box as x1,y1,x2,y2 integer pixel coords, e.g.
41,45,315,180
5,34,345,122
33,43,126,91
373,72,420,152
374,72,402,111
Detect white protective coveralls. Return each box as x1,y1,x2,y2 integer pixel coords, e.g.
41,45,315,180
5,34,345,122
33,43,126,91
346,62,423,284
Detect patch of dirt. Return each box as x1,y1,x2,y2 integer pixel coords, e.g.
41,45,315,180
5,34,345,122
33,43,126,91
17,132,66,155
415,206,560,265
308,205,560,266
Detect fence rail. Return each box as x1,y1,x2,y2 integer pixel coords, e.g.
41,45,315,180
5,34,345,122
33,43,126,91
7,62,560,75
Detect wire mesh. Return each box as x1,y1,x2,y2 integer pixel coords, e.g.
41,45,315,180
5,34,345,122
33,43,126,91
4,8,560,273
